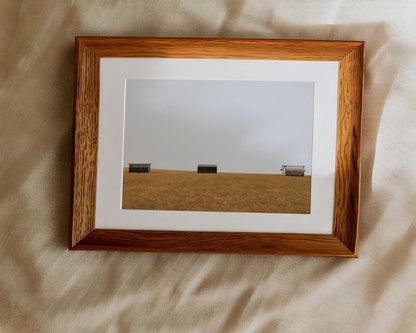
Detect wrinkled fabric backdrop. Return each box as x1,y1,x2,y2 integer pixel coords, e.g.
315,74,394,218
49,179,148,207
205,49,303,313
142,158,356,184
1,1,415,332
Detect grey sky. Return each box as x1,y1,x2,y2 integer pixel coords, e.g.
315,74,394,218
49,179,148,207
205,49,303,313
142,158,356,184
123,79,313,175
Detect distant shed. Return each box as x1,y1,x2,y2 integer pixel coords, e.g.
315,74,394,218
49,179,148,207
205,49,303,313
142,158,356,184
129,163,151,173
281,165,305,177
198,164,217,173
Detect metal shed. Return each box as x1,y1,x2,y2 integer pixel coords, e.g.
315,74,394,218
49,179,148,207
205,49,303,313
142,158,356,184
281,165,305,177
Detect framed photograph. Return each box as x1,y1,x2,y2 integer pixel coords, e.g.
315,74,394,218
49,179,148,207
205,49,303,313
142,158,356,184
70,37,364,257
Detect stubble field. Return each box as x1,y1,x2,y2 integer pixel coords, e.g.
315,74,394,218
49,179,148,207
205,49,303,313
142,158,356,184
122,169,311,214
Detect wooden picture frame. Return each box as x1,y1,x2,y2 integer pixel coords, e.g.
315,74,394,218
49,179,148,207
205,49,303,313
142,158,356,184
70,37,364,257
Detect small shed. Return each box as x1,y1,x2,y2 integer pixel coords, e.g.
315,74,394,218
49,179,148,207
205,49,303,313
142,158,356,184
129,163,151,173
197,164,217,173
281,165,305,177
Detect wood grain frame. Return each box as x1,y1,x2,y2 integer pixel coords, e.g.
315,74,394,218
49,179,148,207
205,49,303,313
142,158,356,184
70,37,364,257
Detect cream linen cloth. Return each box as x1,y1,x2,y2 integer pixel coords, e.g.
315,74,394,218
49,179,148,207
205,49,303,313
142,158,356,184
1,1,415,332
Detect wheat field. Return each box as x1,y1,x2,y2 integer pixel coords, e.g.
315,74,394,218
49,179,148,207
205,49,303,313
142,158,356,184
122,168,311,213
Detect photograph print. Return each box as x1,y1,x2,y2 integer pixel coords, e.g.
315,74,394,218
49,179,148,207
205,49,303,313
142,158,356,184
122,79,314,214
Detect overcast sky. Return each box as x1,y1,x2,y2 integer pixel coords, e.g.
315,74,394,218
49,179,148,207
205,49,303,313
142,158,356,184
123,79,313,175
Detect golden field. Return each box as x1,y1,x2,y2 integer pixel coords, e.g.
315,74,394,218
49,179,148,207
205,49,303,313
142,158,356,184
122,168,311,213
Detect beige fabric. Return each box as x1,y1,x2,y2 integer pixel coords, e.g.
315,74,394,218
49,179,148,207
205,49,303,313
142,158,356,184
1,1,415,332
